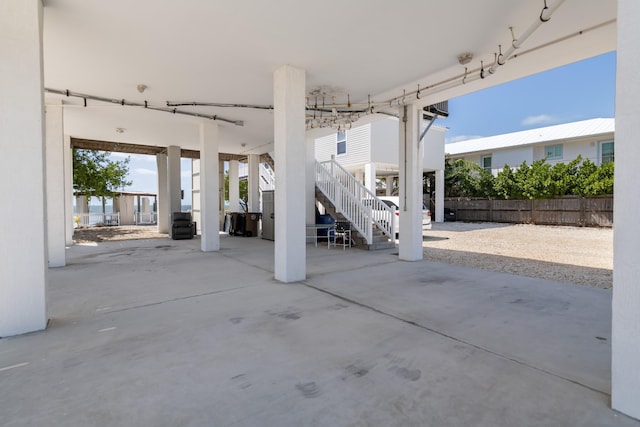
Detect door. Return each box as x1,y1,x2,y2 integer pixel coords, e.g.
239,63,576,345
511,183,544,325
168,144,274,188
262,190,274,240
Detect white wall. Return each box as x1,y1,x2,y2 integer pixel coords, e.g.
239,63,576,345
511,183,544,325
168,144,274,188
452,134,614,172
494,146,534,170
0,0,47,337
191,158,201,233
370,118,398,164
340,125,371,166
423,126,445,171
314,133,335,162
532,138,601,164
118,195,135,225
612,0,640,419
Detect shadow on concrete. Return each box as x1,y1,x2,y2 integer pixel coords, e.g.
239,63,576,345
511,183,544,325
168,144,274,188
422,247,612,289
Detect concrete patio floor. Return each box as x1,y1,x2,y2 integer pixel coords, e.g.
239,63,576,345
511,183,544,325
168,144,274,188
1,234,638,426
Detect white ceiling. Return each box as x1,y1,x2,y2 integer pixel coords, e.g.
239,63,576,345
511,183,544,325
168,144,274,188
42,0,617,153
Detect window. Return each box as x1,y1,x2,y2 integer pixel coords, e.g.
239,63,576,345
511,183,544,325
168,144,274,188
601,141,614,164
336,131,347,155
544,144,563,160
481,155,492,171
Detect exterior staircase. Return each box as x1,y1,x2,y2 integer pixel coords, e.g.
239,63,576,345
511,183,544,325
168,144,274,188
315,188,395,250
315,159,396,251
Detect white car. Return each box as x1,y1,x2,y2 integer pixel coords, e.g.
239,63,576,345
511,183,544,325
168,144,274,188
377,196,432,237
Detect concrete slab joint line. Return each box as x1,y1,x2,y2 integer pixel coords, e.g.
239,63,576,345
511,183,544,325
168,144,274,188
301,280,610,398
1,234,637,426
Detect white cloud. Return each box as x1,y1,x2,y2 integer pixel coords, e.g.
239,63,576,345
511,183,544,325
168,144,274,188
521,114,557,126
133,168,157,176
446,135,484,144
181,171,191,178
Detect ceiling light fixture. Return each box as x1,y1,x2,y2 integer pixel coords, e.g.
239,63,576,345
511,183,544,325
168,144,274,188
137,84,147,93
116,128,125,133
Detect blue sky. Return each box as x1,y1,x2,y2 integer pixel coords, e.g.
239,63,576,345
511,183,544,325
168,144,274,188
437,51,616,143
112,51,616,206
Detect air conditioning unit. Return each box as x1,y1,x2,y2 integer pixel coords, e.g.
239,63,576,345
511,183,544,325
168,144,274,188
423,101,449,119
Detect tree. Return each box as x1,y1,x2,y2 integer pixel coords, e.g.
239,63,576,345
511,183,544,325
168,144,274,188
579,160,614,196
494,165,519,199
224,170,248,211
550,156,582,197
73,149,132,212
444,159,495,198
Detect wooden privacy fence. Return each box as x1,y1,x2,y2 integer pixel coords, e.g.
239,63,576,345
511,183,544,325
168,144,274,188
444,196,613,227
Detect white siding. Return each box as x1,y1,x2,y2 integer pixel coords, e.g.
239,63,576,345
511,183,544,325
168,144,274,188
340,125,371,166
371,118,398,164
314,126,371,166
464,154,482,165
564,140,598,164
533,138,599,164
424,127,445,171
314,118,446,172
314,133,336,162
493,146,534,169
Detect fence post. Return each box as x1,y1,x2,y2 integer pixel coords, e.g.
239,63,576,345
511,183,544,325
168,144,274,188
530,199,535,225
489,198,494,222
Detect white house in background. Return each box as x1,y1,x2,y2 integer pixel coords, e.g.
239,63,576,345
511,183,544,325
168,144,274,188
445,118,615,174
314,117,447,221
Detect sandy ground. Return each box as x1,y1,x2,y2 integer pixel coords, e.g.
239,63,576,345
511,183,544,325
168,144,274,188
423,222,613,289
73,222,613,289
73,225,167,243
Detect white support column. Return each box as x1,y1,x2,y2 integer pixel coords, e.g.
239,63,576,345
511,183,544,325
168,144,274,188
45,101,66,267
398,104,424,261
247,154,260,212
435,169,445,223
385,176,394,196
612,0,640,420
219,160,225,229
306,136,316,227
0,0,47,337
64,135,73,245
191,158,201,234
364,162,376,194
76,195,88,214
167,145,182,231
273,64,306,282
200,122,220,252
113,196,121,218
229,159,240,212
156,153,169,233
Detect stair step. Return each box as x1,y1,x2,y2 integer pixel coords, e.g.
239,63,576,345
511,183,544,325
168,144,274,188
365,241,397,251
316,183,394,250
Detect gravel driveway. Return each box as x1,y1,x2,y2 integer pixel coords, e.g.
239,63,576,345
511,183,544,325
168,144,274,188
422,222,613,289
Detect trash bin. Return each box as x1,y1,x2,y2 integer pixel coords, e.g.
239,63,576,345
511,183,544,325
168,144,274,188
316,214,335,238
228,212,245,236
444,208,457,222
243,212,261,237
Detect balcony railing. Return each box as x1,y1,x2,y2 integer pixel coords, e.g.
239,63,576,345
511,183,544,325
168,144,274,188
75,213,120,227
135,212,157,225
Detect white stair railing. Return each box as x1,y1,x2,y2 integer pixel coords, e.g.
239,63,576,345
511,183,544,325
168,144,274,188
74,212,120,227
315,159,395,245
